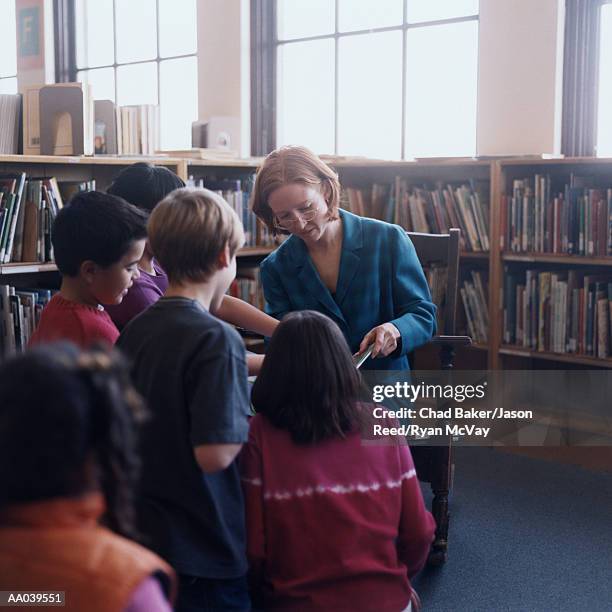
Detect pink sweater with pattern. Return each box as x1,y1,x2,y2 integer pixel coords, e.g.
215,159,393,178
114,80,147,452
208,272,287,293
240,411,436,612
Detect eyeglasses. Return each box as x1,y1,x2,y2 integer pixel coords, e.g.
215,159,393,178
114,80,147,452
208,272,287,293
272,202,321,231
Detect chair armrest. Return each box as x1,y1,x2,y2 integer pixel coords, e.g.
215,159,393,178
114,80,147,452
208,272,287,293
429,335,472,347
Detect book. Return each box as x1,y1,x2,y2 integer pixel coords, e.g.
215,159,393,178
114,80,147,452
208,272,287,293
157,148,244,160
353,344,374,369
21,84,44,155
94,100,118,155
0,94,22,154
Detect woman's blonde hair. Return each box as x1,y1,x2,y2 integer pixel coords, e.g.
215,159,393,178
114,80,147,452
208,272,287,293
148,187,244,284
250,145,341,235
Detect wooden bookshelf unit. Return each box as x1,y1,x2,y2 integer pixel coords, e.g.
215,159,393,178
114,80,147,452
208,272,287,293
490,157,612,369
2,153,612,370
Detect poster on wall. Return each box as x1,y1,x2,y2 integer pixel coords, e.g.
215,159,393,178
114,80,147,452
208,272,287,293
16,0,45,70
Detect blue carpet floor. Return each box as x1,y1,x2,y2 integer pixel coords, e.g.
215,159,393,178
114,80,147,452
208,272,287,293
411,448,612,612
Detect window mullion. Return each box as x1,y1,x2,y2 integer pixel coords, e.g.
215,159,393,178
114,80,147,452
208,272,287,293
401,0,408,159
251,0,276,155
156,0,161,108
112,0,118,103
334,0,339,155
53,0,77,82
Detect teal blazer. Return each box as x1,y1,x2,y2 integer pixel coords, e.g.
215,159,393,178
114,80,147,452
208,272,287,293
259,209,436,370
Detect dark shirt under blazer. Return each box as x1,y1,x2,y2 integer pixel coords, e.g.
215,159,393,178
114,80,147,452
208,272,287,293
260,209,437,370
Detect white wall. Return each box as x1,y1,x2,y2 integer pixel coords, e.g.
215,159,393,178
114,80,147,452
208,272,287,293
476,0,565,156
197,0,250,157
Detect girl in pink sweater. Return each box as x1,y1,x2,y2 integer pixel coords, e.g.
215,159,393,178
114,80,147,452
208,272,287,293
241,310,435,612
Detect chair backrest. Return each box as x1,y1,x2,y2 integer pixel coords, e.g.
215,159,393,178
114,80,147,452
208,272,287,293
407,228,460,336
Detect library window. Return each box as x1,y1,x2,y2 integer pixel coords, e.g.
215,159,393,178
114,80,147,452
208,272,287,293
597,1,612,156
275,0,479,160
0,0,18,94
75,0,198,150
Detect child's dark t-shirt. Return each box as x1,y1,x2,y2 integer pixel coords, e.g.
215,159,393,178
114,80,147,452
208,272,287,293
117,296,250,578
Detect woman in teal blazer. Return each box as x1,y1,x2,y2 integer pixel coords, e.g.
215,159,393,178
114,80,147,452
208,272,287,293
252,146,436,371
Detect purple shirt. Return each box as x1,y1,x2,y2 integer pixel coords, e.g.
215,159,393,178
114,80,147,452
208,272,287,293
106,260,168,329
124,576,172,612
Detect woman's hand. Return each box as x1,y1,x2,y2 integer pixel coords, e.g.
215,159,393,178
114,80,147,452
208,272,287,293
357,323,401,358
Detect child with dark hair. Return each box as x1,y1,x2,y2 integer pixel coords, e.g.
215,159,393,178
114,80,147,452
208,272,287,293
29,191,147,347
242,310,436,612
105,163,185,329
0,343,175,612
106,162,278,374
108,162,185,214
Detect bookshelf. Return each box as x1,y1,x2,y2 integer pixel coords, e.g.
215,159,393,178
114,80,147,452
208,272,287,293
498,345,612,369
502,253,612,266
0,262,58,275
0,154,185,178
0,155,274,352
0,156,184,271
2,153,612,371
327,157,493,370
0,154,275,262
491,157,612,370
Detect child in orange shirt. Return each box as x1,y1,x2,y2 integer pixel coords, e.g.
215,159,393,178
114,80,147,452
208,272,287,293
0,343,176,612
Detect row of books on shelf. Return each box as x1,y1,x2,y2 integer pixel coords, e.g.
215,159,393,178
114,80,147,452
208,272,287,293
342,179,489,252
113,103,160,156
188,177,275,248
502,175,612,256
1,85,161,156
424,265,447,333
229,271,265,312
0,94,21,155
0,278,263,355
503,268,612,359
460,271,489,344
0,285,52,353
400,264,490,344
0,173,95,264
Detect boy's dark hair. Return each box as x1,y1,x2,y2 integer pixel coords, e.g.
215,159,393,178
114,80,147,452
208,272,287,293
52,191,148,276
107,162,186,213
251,310,365,444
0,343,146,539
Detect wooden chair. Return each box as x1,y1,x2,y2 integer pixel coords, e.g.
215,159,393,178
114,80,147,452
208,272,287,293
407,228,472,565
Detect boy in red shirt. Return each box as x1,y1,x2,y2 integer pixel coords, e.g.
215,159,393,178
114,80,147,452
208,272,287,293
29,191,147,348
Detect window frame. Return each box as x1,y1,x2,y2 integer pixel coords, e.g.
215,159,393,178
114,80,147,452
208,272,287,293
562,0,612,156
0,75,18,93
55,0,197,121
252,0,480,158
